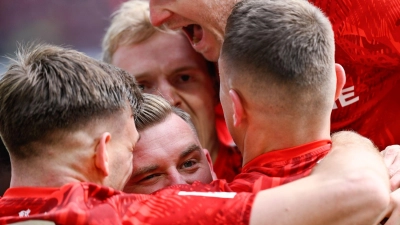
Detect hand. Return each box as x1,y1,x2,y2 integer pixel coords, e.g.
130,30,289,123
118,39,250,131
382,145,400,191
381,188,400,225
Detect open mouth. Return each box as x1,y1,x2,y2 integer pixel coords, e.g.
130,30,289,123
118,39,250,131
182,24,203,45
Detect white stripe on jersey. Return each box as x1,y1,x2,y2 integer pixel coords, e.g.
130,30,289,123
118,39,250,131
178,191,237,198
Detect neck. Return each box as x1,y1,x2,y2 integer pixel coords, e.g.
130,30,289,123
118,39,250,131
9,152,100,188
241,115,331,165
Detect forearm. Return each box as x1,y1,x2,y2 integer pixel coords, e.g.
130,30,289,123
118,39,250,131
250,131,391,225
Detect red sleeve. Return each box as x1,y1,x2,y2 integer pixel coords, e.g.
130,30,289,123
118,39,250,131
119,181,254,225
0,182,255,225
121,189,254,225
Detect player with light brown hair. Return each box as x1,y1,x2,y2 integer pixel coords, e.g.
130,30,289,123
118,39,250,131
125,93,216,194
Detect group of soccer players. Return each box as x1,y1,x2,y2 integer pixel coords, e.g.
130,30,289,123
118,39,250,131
1,0,400,224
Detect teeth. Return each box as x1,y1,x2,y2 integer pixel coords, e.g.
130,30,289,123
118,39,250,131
193,36,199,44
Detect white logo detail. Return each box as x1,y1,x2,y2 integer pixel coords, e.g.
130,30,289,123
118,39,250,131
18,209,31,217
333,86,359,109
178,191,237,198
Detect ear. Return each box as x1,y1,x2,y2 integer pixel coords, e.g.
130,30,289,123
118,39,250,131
334,64,346,100
203,149,217,180
95,132,111,177
229,89,244,127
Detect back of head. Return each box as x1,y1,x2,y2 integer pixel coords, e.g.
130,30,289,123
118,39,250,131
136,93,197,135
221,0,335,116
0,44,143,159
102,0,169,63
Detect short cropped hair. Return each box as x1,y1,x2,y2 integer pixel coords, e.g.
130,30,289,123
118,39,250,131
136,94,197,135
0,44,143,159
221,0,335,111
102,0,171,63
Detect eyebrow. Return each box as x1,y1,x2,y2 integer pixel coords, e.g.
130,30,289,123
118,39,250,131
131,144,201,178
172,66,197,74
134,66,197,79
179,144,202,159
131,164,159,178
133,72,151,80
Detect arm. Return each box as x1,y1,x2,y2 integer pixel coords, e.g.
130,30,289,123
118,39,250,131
381,145,400,224
384,188,400,225
250,131,391,225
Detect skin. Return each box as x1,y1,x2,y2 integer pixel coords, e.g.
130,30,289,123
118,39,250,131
124,113,214,194
218,61,238,148
103,109,140,190
219,59,346,164
9,108,139,191
1,44,394,224
149,0,237,61
249,132,391,225
112,31,220,160
148,1,400,222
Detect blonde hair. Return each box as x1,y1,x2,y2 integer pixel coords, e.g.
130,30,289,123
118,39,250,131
102,0,175,63
136,94,197,135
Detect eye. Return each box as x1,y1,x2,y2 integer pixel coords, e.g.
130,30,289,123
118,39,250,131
179,74,191,82
181,160,197,169
137,82,155,93
139,173,160,182
138,84,145,91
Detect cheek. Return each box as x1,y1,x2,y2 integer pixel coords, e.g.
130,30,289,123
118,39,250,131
186,92,216,116
189,166,213,184
184,79,217,106
125,151,133,164
124,177,166,194
220,97,232,120
127,185,157,194
128,158,133,176
124,153,134,177
142,182,167,194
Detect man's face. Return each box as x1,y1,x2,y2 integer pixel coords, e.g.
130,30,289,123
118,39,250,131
149,0,237,61
113,31,218,152
105,109,139,191
123,113,214,194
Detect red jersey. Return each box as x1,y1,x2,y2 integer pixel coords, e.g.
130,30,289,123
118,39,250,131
229,140,331,193
213,143,243,182
214,103,243,182
0,181,254,225
310,0,400,150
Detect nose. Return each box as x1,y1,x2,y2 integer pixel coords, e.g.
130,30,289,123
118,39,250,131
149,1,173,27
155,82,182,107
168,170,187,185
